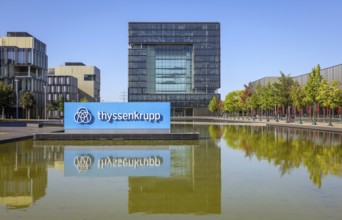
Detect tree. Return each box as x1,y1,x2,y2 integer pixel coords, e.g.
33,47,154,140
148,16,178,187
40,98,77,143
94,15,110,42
208,96,218,114
0,81,15,119
273,72,294,122
58,95,65,117
80,97,88,102
259,82,275,121
223,90,243,118
47,100,60,118
255,83,264,120
290,81,306,124
19,91,35,119
217,100,223,116
317,79,342,126
241,82,253,118
304,64,322,125
246,84,262,120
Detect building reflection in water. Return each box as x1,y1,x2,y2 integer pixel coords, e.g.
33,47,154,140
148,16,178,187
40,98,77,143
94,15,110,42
0,140,51,209
1,125,341,213
31,139,221,215
216,125,342,188
128,143,221,214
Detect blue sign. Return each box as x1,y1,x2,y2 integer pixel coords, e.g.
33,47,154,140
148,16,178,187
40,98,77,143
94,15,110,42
64,148,171,177
64,102,170,133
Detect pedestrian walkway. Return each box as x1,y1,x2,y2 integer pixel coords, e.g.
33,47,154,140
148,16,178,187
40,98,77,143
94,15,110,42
172,116,342,133
266,118,342,133
0,126,63,144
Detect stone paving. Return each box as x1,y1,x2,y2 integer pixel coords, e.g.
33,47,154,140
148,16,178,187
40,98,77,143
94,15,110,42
0,126,63,144
173,116,342,132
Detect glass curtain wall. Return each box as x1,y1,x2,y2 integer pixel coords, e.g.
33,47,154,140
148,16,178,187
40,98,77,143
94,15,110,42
147,45,192,94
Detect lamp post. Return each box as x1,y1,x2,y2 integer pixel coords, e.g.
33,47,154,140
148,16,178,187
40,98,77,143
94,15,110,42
43,85,47,120
15,79,19,120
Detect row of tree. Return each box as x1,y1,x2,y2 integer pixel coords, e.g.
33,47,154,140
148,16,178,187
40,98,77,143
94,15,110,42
0,81,88,119
208,65,342,125
0,83,38,119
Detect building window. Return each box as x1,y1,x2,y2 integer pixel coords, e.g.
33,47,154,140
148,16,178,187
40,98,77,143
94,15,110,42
146,45,193,93
18,49,25,64
84,74,96,81
8,48,14,61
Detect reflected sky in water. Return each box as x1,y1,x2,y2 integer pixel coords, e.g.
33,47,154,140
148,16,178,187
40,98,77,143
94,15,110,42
0,125,341,220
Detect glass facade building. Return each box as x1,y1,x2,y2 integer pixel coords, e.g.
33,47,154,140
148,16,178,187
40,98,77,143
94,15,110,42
46,75,78,118
0,32,48,119
128,22,220,116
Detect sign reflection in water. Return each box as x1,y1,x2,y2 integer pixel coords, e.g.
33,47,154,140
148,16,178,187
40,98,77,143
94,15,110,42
64,148,171,177
1,125,341,219
63,143,222,214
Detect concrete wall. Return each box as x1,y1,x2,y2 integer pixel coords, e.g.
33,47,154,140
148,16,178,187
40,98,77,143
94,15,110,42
54,65,100,101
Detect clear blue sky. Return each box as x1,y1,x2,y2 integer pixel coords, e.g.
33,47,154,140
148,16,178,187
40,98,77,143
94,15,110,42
1,0,342,101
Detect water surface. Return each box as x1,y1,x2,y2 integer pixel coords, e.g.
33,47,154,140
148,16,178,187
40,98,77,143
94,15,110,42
0,125,341,220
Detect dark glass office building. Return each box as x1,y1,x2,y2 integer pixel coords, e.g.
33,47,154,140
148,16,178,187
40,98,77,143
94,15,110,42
128,22,220,116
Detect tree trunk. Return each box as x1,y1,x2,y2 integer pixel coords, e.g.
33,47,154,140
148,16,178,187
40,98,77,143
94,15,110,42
293,106,296,122
329,108,333,126
1,107,4,119
312,103,317,125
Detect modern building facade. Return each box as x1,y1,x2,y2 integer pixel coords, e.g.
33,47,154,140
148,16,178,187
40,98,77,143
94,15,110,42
47,75,78,102
50,62,101,102
251,64,342,88
46,75,78,118
128,22,221,116
0,32,47,119
293,64,342,87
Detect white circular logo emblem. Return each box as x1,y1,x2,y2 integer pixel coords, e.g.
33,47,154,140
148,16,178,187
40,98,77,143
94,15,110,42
74,107,92,124
74,155,94,173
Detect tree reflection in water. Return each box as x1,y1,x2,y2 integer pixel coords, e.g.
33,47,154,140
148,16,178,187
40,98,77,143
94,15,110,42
208,125,342,188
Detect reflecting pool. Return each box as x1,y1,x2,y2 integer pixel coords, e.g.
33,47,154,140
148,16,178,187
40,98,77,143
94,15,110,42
0,125,341,220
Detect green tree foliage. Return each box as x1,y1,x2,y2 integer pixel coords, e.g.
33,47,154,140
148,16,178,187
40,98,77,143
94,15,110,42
19,91,36,119
273,72,294,107
223,90,243,117
304,64,322,123
241,83,253,116
252,83,264,120
317,79,342,125
46,100,62,118
0,81,15,119
58,95,65,116
246,85,260,119
80,97,88,102
208,96,218,113
273,72,294,121
259,82,275,121
290,81,306,123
